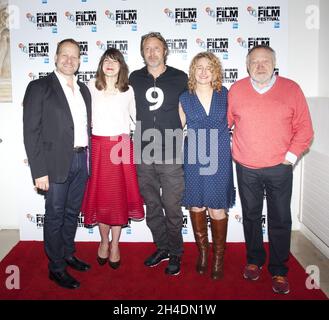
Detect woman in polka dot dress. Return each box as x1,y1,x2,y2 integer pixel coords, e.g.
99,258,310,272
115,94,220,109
179,52,235,280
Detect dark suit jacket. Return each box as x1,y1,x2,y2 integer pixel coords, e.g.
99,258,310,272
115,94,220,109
23,72,92,183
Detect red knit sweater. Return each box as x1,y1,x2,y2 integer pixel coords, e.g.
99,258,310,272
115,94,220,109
228,76,314,169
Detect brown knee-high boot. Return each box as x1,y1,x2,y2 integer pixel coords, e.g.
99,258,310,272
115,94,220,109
190,210,209,274
210,216,228,280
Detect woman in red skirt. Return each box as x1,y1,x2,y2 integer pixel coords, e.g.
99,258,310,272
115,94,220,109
81,48,144,269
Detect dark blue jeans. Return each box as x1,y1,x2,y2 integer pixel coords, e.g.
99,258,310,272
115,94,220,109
236,162,293,276
44,151,88,273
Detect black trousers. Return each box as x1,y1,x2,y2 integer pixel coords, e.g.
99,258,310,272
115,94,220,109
236,162,293,276
44,151,88,273
137,163,184,257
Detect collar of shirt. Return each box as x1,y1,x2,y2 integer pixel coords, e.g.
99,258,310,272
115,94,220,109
54,70,80,93
250,74,277,94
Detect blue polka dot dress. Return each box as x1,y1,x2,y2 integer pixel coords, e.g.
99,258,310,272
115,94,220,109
179,87,235,209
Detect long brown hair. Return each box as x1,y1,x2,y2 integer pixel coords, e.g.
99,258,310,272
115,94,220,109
188,51,223,93
95,48,129,92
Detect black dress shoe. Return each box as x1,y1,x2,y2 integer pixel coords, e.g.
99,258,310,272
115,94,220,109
49,270,80,289
109,259,121,269
97,255,108,266
65,256,91,271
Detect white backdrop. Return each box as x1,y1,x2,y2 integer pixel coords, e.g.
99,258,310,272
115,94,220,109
8,0,289,242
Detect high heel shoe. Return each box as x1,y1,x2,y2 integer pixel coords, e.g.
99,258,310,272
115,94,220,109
108,259,121,269
97,255,108,266
97,243,109,266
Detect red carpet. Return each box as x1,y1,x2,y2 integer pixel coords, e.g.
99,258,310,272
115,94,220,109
0,242,327,300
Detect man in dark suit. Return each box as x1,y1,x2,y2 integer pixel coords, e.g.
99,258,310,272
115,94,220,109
23,39,92,289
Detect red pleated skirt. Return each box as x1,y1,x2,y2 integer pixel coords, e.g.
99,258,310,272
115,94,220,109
81,134,144,226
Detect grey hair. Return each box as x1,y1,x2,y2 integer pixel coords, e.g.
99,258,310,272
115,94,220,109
246,45,276,66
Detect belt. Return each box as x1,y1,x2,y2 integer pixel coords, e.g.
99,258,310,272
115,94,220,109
73,146,87,153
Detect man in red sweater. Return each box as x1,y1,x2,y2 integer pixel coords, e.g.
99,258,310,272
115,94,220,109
228,45,314,294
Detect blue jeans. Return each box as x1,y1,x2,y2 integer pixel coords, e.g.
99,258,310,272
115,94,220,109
44,151,88,272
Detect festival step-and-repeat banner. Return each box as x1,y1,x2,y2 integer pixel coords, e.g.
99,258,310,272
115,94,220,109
9,0,288,242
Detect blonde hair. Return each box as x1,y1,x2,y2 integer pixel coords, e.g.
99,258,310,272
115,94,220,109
188,52,223,93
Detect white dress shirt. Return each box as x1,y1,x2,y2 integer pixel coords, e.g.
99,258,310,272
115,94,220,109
54,70,88,148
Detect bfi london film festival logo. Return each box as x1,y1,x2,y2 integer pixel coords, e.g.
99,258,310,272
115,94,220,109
18,42,49,63
26,213,44,228
25,12,58,33
196,37,229,60
205,6,239,29
247,5,281,28
166,39,188,60
107,40,129,57
96,39,129,60
247,37,270,50
105,9,138,31
164,7,197,29
77,71,96,85
78,41,89,63
236,37,270,50
223,68,239,84
28,72,51,81
64,10,97,32
26,212,85,229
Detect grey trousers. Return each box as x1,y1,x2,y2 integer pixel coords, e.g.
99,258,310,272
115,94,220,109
137,163,184,256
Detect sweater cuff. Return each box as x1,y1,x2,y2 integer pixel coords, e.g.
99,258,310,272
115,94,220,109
285,151,298,165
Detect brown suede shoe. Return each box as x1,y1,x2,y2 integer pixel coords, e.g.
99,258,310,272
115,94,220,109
272,276,290,294
243,264,262,281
